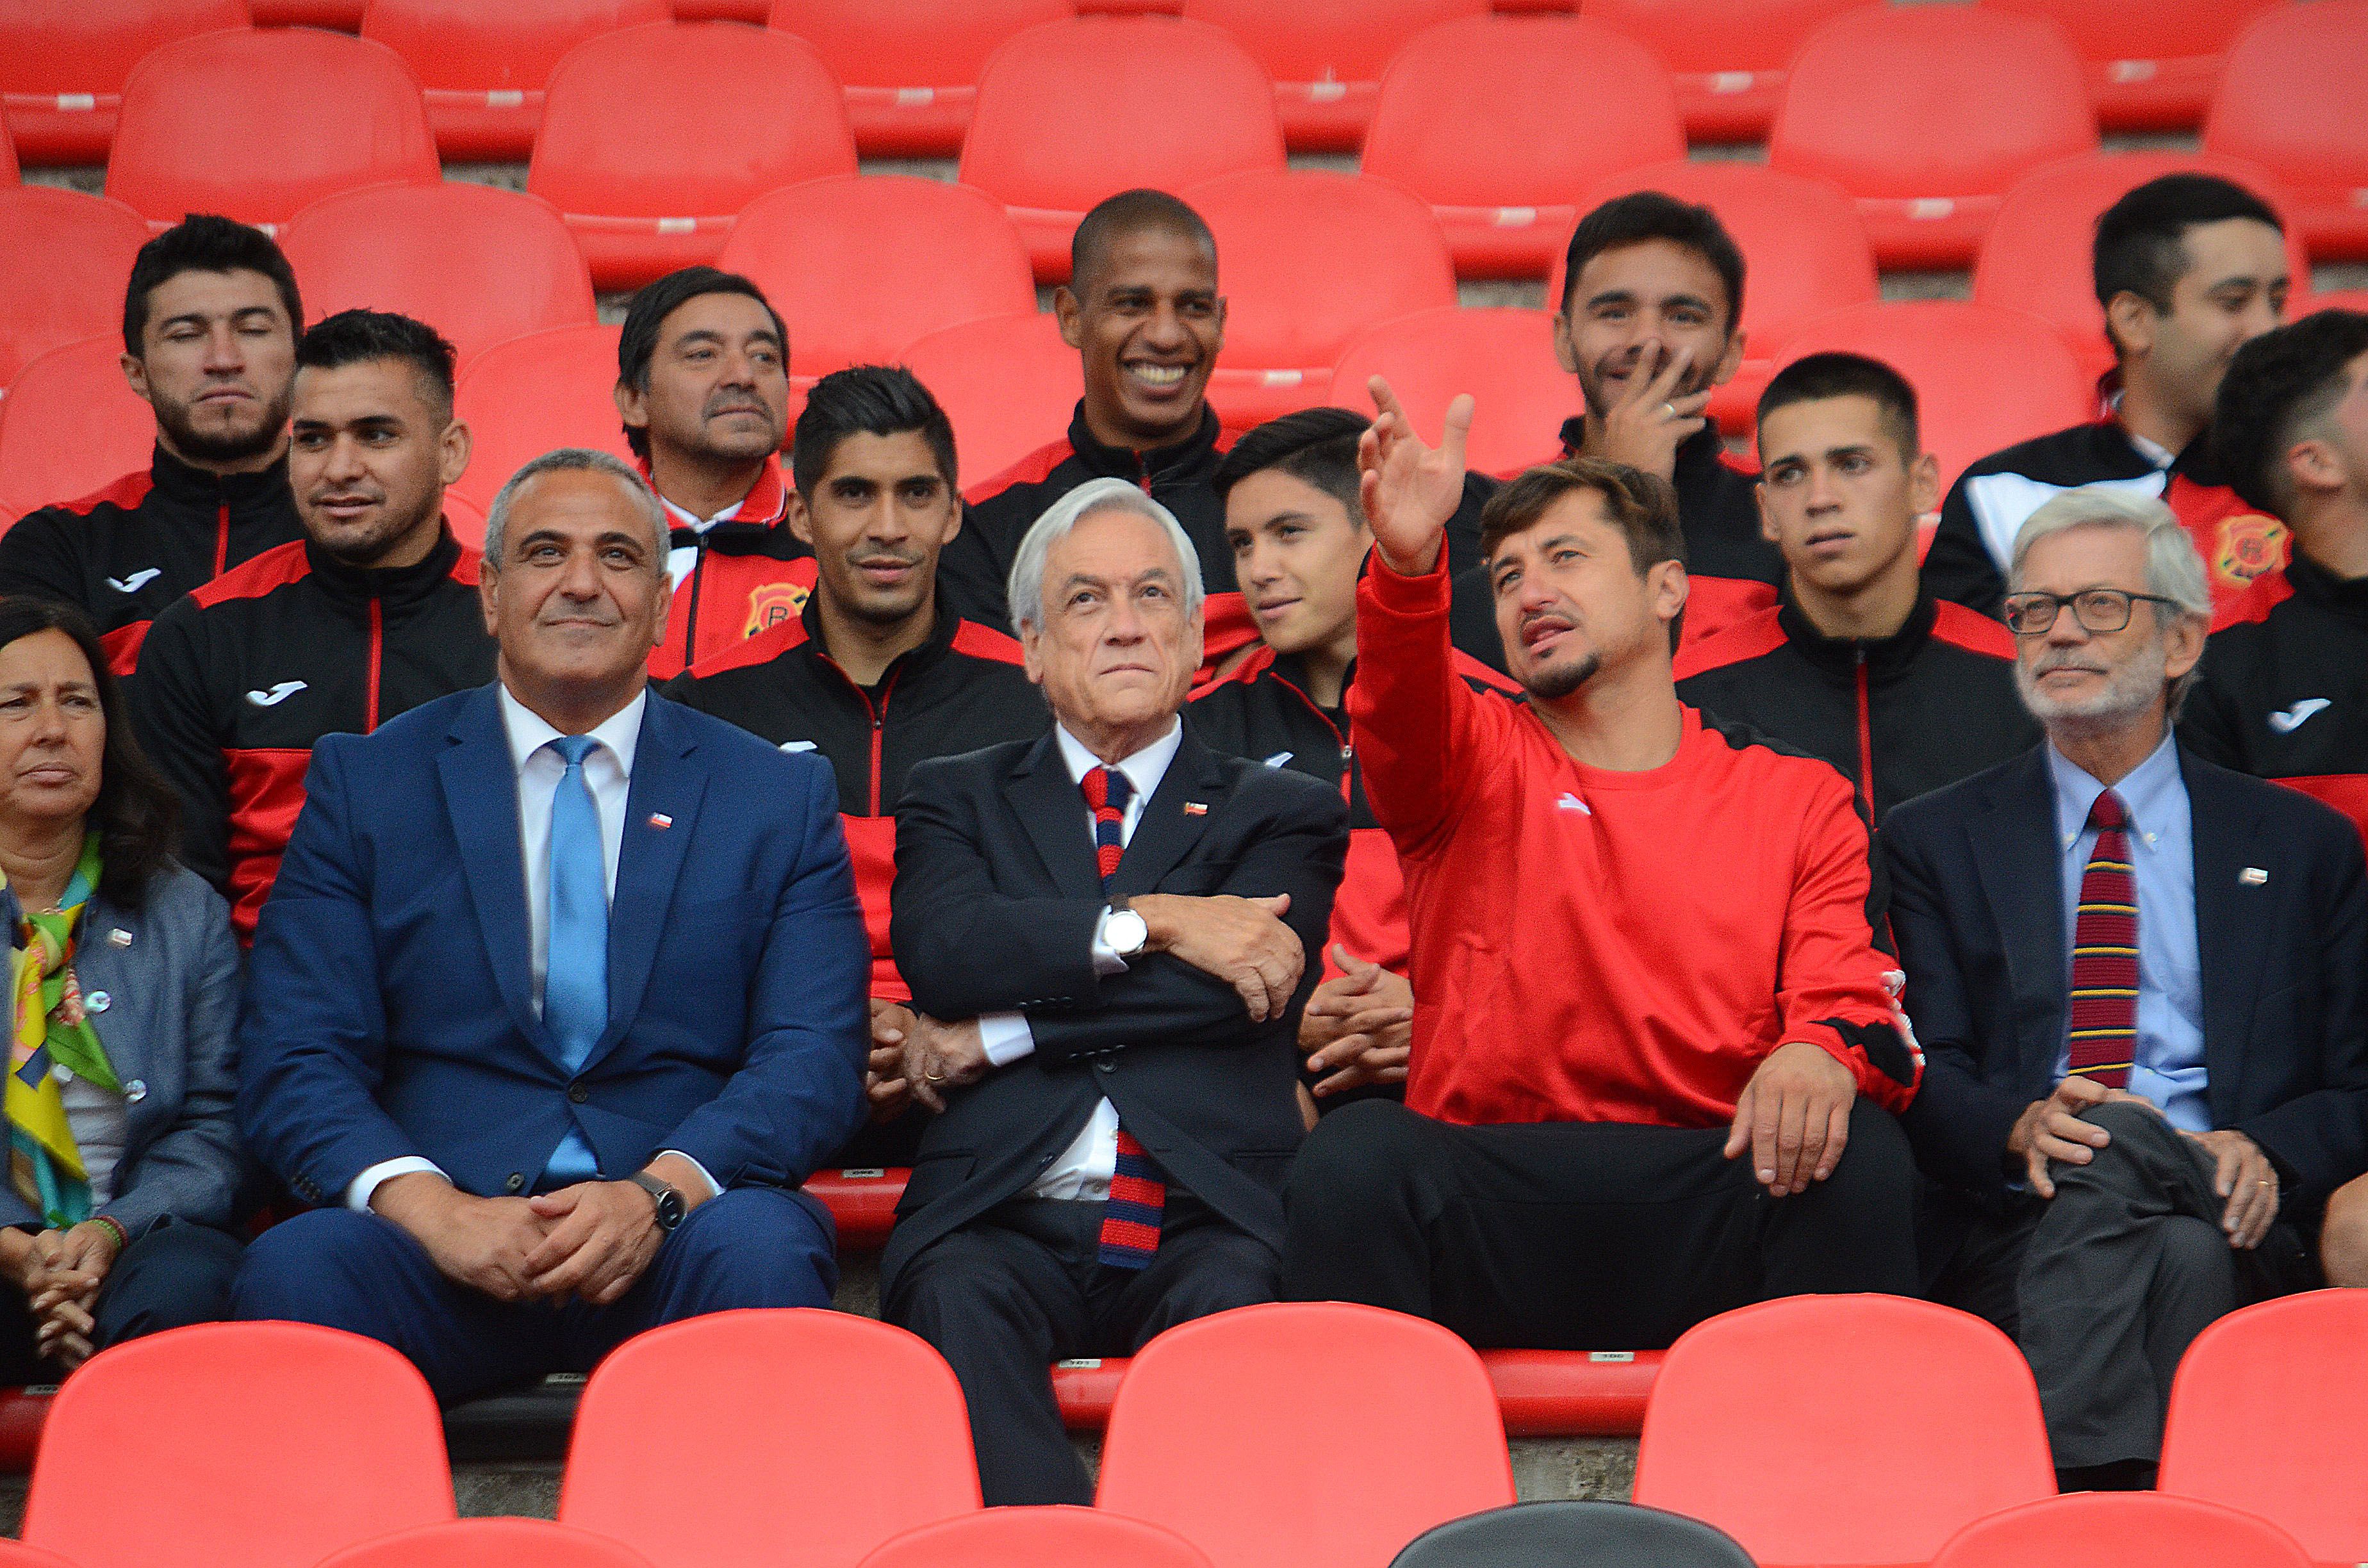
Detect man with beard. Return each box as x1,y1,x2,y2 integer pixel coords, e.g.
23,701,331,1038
133,311,496,941
1282,382,1923,1356
0,216,308,677
1884,487,2367,1488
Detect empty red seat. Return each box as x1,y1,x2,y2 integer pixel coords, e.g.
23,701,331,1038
766,0,1071,157
1987,0,2289,133
322,1520,657,1568
901,312,1082,492
860,1508,1212,1568
1974,151,2309,382
2158,1290,2368,1566
959,14,1285,282
675,0,765,19
2203,1,2368,262
529,21,857,290
1363,12,1688,279
715,176,1036,391
249,0,365,24
0,0,247,165
1554,160,1879,436
1774,301,2095,496
104,28,441,231
1179,0,1484,154
363,0,673,161
1931,1494,2312,1568
450,325,632,513
1187,169,1458,426
0,187,154,388
281,181,597,368
1632,1297,2054,1568
2309,289,2368,317
1768,4,2098,269
1581,0,1861,143
1329,307,1580,480
0,336,156,525
1,117,15,183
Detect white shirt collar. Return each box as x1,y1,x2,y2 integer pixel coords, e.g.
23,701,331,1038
498,683,648,779
658,491,745,535
1052,717,1183,806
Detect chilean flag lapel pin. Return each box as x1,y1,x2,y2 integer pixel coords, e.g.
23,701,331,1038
648,812,673,830
1183,801,1208,816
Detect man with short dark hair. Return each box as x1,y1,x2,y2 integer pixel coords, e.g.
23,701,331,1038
668,366,1046,1165
132,309,494,940
0,215,309,674
614,266,813,678
1925,174,2293,622
1676,352,2036,828
1283,382,1922,1353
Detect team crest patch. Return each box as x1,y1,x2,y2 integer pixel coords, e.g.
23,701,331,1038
743,578,812,637
2214,513,2288,587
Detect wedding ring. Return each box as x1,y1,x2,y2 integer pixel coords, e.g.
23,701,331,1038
1662,401,1677,420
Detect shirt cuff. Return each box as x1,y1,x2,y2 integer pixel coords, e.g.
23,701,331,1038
349,1157,446,1212
1089,905,1131,977
655,1150,721,1201
978,1011,1036,1067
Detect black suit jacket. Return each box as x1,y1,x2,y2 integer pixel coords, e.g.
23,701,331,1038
882,724,1348,1296
1884,742,2368,1224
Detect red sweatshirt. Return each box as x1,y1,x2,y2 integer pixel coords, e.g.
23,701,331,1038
1350,555,1923,1129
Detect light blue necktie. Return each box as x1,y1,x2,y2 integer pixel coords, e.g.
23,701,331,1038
541,734,606,1187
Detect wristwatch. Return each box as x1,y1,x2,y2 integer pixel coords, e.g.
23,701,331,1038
1105,897,1150,960
628,1172,686,1233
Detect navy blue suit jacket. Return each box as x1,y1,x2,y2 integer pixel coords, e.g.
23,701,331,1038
236,683,869,1207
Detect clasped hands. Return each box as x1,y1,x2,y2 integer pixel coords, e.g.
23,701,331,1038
2008,1075,2280,1248
1,1220,123,1371
374,1163,687,1308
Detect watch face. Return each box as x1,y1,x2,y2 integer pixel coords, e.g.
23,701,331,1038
1110,910,1149,956
655,1188,686,1230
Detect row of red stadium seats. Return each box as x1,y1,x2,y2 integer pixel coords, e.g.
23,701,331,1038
1,1294,2361,1568
4,3,2367,279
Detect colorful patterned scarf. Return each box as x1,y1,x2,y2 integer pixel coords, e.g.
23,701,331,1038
5,834,119,1228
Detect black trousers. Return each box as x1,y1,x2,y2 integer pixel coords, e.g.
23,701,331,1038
885,1193,1279,1507
1279,1097,1920,1349
0,1221,243,1385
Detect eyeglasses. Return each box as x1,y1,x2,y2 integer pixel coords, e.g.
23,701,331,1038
2002,588,2182,637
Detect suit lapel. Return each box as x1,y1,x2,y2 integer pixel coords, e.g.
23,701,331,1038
2185,750,2270,1123
1008,732,1102,900
437,686,547,1050
1110,733,1229,900
1968,748,2068,1091
591,695,704,1069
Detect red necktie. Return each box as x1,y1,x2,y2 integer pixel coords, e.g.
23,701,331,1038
1081,764,1129,890
1080,765,1163,1267
2068,789,2137,1088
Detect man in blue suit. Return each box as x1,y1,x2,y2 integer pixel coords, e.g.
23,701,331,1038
232,448,869,1401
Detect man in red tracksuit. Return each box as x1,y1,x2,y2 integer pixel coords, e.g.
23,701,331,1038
133,311,495,941
0,215,308,676
667,366,1046,1165
1281,382,1922,1347
1190,408,1515,1114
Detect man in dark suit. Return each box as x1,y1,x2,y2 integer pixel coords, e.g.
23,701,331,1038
231,448,870,1402
885,475,1347,1507
1886,485,2368,1489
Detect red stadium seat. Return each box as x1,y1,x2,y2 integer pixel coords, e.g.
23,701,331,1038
1987,0,2289,133
0,188,152,389
1363,13,1685,279
450,325,632,512
2203,1,2368,263
902,312,1084,491
529,21,857,290
0,1,248,165
363,0,673,161
1186,169,1458,425
1931,1494,2312,1568
2158,1290,2368,1567
559,1310,979,1568
0,336,154,525
1773,301,2096,496
1632,1297,2055,1568
249,0,366,24
716,176,1037,391
1179,0,1485,154
1329,307,1580,479
1974,151,2309,383
860,1508,1212,1568
0,118,15,183
21,1323,454,1568
324,1519,657,1568
675,0,764,19
1768,4,2099,270
766,0,1071,158
2309,290,2368,316
281,181,597,368
104,29,441,232
959,14,1286,282
800,1167,905,1250
1096,1303,1515,1568
1580,0,1862,143
0,1544,88,1568
1553,160,1879,436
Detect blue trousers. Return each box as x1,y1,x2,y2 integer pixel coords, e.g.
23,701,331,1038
231,1186,837,1403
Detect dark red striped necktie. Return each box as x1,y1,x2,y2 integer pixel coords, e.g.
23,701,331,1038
2068,788,2137,1088
1079,763,1163,1268
1081,764,1130,890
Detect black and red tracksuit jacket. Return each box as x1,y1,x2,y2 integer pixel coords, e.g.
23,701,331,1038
2182,551,2368,848
663,599,1048,1000
646,453,818,680
1673,590,2039,830
131,526,495,941
0,446,306,676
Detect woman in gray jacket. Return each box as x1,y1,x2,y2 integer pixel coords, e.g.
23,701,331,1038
0,598,242,1376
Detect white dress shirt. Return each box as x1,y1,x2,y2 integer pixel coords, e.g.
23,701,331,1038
975,719,1182,1201
661,491,744,591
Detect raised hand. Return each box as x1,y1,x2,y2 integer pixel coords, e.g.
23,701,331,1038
1358,376,1474,576
1595,341,1711,482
